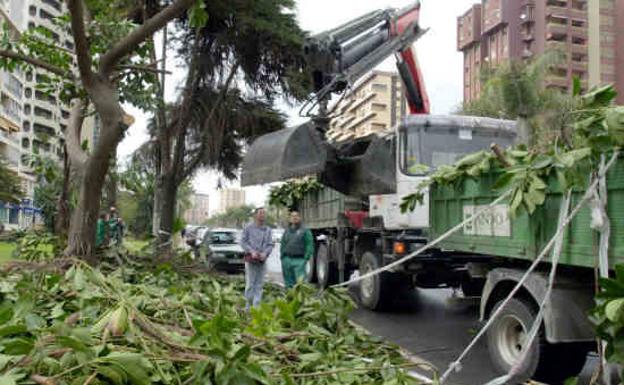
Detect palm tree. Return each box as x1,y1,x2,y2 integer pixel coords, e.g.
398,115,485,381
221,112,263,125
461,51,576,146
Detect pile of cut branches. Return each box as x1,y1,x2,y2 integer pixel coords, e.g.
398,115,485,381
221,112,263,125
401,85,623,217
0,255,431,384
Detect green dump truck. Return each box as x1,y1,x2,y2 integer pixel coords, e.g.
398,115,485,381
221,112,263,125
424,156,624,382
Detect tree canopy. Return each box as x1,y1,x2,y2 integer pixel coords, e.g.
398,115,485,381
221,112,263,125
0,158,23,204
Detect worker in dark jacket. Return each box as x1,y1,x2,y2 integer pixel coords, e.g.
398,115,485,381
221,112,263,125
280,210,314,288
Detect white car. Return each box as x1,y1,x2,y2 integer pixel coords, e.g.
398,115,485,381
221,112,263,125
272,228,285,243
199,228,245,273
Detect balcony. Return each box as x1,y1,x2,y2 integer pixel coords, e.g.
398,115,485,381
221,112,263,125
522,31,535,41
545,75,569,88
546,40,567,53
570,61,588,71
571,42,587,55
570,25,588,37
547,22,568,37
546,5,587,21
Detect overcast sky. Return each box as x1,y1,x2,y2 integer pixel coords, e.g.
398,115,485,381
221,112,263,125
118,0,477,215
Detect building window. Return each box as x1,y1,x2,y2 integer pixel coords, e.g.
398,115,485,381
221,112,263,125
22,138,30,149
25,88,32,98
39,9,55,21
3,72,23,99
23,121,30,132
371,83,388,92
34,106,53,120
65,40,74,50
41,0,61,11
372,103,387,112
29,6,36,16
24,104,31,115
1,93,21,123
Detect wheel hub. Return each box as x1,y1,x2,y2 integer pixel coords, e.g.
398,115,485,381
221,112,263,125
360,263,375,299
496,314,528,367
305,258,313,280
317,254,327,283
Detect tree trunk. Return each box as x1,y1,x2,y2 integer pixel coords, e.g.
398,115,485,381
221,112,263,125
152,177,162,236
517,116,531,145
55,145,71,237
157,175,178,253
104,151,118,210
65,79,124,262
65,156,111,262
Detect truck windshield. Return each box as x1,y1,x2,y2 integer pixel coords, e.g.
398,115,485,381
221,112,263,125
401,125,467,176
400,123,512,176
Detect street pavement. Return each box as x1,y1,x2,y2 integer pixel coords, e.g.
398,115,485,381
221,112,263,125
262,243,598,385
264,244,494,383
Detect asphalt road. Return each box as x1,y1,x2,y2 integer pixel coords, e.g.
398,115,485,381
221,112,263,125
349,288,498,384
264,243,600,385
264,245,496,384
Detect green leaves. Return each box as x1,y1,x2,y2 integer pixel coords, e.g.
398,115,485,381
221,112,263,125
269,177,323,209
188,0,209,28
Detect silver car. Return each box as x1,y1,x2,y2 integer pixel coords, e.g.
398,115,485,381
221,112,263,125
200,228,245,273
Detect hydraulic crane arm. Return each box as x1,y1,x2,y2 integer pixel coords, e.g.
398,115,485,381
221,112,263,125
241,1,429,189
302,1,430,117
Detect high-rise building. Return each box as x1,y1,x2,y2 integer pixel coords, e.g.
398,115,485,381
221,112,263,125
184,193,210,225
1,0,76,229
326,70,408,142
218,189,246,214
458,0,624,104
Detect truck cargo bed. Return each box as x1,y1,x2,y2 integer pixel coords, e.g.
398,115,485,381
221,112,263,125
298,187,365,230
429,157,624,269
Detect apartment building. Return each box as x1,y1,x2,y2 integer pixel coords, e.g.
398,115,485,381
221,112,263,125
326,70,408,142
458,0,624,104
218,189,246,214
0,0,71,228
184,193,210,225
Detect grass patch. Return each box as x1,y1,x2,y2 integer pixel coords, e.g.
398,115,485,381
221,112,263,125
0,242,16,263
125,238,149,254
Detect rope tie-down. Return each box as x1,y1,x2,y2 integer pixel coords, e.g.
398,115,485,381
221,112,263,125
440,151,619,385
325,150,618,384
331,191,513,289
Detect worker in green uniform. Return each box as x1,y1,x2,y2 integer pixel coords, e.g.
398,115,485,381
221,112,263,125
280,210,314,288
96,213,108,248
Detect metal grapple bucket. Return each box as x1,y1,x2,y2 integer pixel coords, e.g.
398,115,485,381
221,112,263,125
241,122,329,186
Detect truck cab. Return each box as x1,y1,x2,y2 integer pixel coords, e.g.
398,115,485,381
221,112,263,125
369,115,517,230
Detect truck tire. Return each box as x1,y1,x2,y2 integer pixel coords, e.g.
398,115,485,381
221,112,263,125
461,278,485,297
305,254,317,283
316,243,338,288
486,297,589,383
358,251,393,311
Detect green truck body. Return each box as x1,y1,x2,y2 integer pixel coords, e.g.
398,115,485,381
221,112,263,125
429,158,624,269
297,187,363,230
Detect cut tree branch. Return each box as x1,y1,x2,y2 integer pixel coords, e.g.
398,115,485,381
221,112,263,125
66,99,89,167
116,64,172,75
99,0,195,76
0,50,68,78
66,0,94,84
182,63,240,180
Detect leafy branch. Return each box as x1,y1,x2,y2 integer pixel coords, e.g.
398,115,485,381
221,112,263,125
402,85,623,218
268,177,323,209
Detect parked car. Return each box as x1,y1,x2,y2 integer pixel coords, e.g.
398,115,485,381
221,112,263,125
199,228,245,273
272,228,284,243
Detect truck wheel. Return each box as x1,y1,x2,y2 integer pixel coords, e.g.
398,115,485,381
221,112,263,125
486,297,588,383
358,252,391,311
316,243,337,288
461,278,484,297
305,254,317,283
